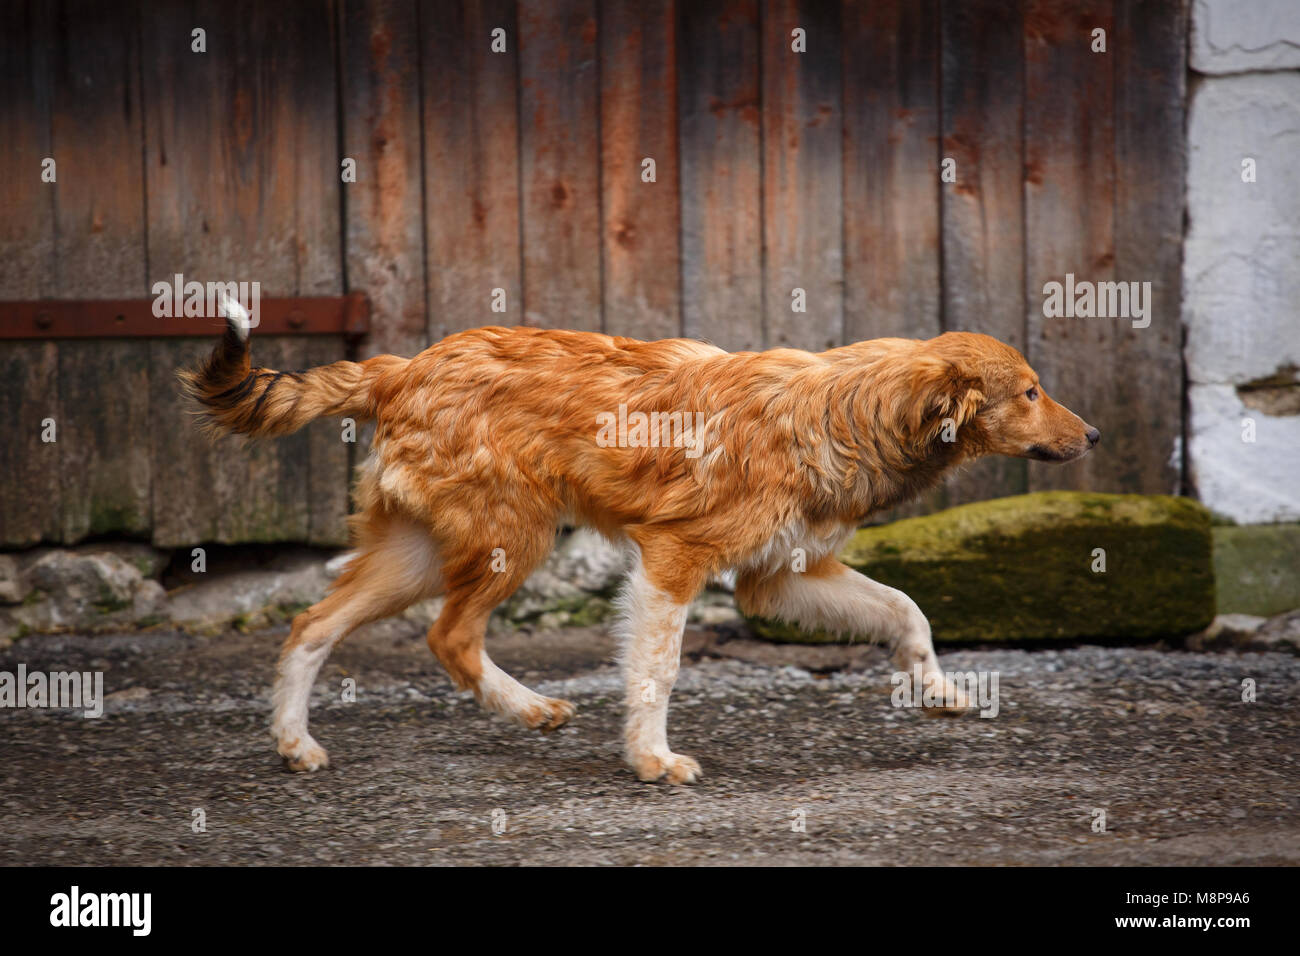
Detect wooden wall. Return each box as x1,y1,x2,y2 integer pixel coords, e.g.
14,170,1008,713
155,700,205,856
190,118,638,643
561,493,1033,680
0,0,351,548
0,0,1188,548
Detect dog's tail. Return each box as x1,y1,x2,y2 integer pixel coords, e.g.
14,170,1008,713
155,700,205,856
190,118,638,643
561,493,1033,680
178,296,405,439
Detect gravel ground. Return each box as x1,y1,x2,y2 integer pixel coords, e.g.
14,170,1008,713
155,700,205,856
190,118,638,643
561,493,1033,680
1,621,1297,866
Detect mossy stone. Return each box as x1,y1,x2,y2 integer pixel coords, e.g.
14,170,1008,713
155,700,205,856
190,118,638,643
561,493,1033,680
1212,524,1300,617
750,492,1215,644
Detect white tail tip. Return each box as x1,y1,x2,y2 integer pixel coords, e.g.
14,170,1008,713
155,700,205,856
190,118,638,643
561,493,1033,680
220,295,253,342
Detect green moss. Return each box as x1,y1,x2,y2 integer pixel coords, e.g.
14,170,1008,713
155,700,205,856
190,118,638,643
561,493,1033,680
565,597,612,627
93,583,132,614
87,504,141,537
753,492,1215,644
1213,524,1300,617
500,592,615,629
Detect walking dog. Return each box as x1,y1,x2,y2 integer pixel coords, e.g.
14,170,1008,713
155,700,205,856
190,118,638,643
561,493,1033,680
181,301,1098,783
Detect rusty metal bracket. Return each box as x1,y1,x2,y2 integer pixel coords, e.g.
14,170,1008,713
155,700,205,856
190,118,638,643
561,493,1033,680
0,293,370,340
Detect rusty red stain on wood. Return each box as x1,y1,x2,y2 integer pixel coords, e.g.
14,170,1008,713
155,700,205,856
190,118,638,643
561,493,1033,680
232,88,252,147
0,295,370,339
613,219,637,249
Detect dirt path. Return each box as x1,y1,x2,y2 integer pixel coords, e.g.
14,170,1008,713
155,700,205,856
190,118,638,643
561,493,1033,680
2,623,1297,865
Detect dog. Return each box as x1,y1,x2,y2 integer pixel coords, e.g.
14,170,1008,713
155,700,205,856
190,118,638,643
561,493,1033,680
181,300,1098,783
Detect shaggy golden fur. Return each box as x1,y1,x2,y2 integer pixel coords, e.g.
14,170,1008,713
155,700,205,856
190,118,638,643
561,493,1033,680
182,304,1097,783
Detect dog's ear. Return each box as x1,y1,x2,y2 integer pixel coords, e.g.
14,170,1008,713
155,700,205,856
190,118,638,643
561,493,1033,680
904,357,985,442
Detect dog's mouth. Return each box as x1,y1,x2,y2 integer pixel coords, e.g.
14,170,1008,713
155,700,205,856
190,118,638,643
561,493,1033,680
1026,444,1085,462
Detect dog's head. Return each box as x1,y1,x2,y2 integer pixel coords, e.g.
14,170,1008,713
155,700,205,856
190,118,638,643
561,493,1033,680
912,332,1099,463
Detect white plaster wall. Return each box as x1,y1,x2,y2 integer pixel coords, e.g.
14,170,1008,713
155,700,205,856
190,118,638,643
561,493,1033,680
1184,5,1300,524
1191,0,1300,74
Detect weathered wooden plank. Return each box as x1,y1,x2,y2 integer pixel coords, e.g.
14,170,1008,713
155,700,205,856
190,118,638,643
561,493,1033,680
50,0,152,542
422,0,523,339
678,0,763,351
762,0,842,352
0,0,61,546
1024,0,1117,493
1113,0,1186,493
304,335,353,546
340,0,427,360
256,0,347,545
600,0,681,342
144,0,346,547
843,0,943,521
842,0,941,344
939,0,1028,506
517,0,602,331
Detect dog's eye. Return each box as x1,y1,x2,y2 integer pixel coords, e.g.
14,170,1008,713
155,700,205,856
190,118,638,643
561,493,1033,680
1025,387,1039,401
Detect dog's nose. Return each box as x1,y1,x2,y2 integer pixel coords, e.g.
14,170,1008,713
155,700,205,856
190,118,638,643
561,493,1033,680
1085,427,1100,447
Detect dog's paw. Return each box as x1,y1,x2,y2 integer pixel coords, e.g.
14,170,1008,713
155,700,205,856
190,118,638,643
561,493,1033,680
278,736,330,772
920,678,978,718
523,696,576,733
920,701,974,718
630,750,702,785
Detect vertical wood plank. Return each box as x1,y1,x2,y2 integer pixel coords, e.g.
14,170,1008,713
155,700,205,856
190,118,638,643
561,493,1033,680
1024,0,1116,493
270,1,352,546
518,0,602,331
144,0,347,547
762,0,842,352
339,0,425,545
422,0,524,339
939,0,1028,506
678,0,763,351
340,0,427,360
1113,0,1186,493
304,334,352,546
0,0,61,546
51,0,152,542
843,0,943,521
842,0,941,344
600,0,681,342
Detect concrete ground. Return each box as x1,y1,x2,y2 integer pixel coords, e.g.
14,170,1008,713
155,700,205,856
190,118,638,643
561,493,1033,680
1,621,1297,865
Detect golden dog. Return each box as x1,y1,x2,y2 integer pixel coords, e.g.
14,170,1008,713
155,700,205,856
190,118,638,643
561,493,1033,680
182,301,1098,783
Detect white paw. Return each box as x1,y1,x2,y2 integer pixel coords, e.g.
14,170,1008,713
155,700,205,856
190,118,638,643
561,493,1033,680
521,696,576,733
278,735,330,772
920,677,977,717
629,750,702,785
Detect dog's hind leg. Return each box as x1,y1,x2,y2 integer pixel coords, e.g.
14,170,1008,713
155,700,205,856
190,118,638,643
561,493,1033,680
735,555,973,712
425,544,575,732
273,515,442,771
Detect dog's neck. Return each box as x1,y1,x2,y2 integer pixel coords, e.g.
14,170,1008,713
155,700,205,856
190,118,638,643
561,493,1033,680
793,364,975,524
838,436,967,522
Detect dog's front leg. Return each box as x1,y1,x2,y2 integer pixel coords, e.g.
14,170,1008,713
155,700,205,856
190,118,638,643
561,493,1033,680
736,555,972,710
617,546,706,784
